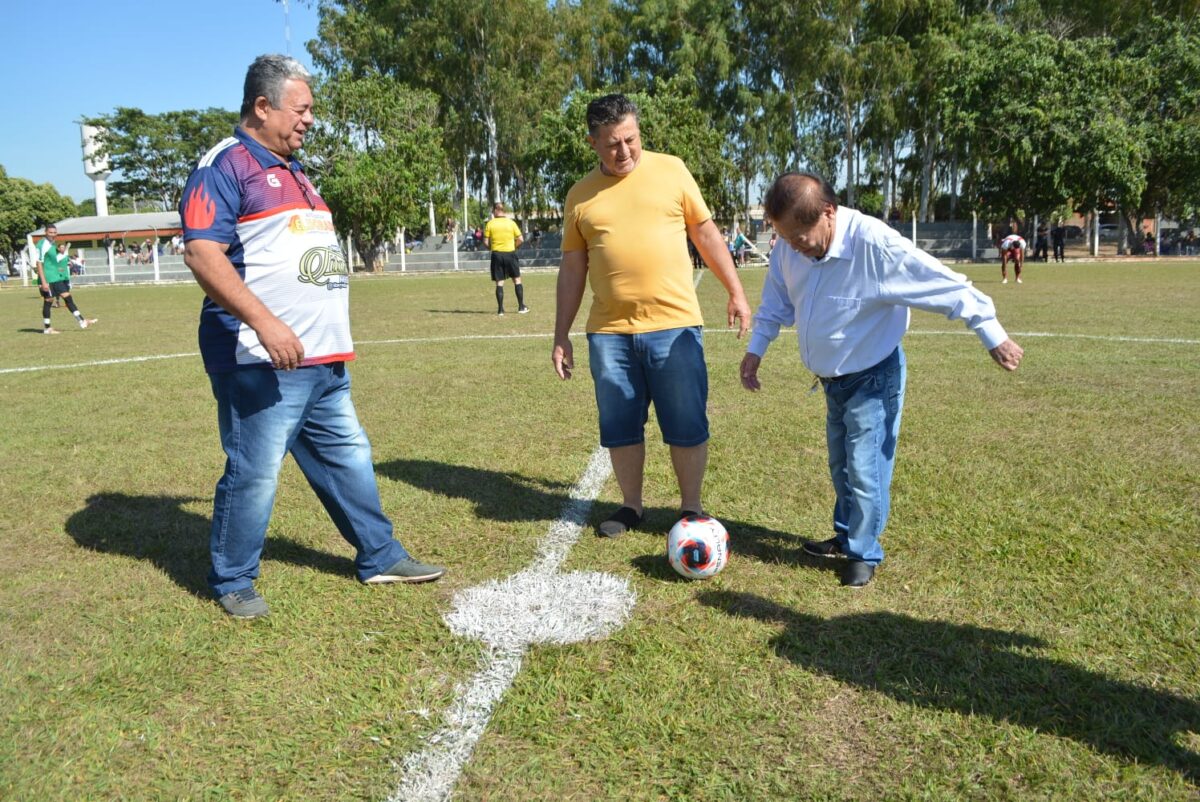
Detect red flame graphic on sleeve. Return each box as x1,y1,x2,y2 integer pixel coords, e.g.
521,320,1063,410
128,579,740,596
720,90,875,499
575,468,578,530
183,185,216,230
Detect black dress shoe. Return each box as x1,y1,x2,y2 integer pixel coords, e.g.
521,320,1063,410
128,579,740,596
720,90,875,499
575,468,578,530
802,536,846,559
598,506,643,538
841,560,875,587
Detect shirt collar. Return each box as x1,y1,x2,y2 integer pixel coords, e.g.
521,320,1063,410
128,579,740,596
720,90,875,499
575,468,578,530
818,205,854,263
234,125,304,172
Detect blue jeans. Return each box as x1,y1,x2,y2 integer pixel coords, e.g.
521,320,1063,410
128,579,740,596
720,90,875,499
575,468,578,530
823,346,906,565
207,363,407,596
587,326,709,448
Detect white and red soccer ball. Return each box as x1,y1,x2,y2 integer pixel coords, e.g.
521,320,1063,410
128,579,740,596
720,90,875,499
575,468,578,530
667,515,729,579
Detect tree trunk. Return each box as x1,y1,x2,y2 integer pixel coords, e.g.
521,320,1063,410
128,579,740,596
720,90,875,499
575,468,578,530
919,117,939,222
949,148,959,220
843,97,857,208
484,107,500,206
353,235,383,273
743,171,752,232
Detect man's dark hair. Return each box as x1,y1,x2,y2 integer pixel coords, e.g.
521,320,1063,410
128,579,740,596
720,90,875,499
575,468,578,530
586,94,639,135
241,54,312,118
763,172,839,226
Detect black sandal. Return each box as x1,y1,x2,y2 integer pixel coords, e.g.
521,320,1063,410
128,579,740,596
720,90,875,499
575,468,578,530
598,506,643,538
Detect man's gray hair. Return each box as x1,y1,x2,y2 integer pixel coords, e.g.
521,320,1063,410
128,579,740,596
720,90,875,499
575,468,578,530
241,54,312,118
586,94,639,135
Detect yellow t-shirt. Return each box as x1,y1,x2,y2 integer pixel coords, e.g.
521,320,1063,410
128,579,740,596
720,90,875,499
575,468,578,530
484,216,522,252
562,150,710,334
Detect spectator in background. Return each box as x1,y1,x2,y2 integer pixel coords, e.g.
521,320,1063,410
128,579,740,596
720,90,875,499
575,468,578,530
1034,224,1049,262
731,228,751,266
1051,221,1066,263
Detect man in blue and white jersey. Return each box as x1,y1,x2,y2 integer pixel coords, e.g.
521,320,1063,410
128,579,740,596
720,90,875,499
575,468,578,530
739,172,1024,588
181,54,445,619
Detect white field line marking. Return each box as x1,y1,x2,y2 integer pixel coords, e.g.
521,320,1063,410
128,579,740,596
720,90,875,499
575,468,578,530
390,447,614,802
909,330,1200,345
389,269,708,801
2,329,1196,377
0,352,199,375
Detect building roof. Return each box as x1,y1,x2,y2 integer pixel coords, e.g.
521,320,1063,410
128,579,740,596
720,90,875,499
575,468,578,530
33,212,182,241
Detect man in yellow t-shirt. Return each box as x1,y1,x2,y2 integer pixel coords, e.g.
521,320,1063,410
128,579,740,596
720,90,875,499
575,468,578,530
552,93,751,537
483,201,526,315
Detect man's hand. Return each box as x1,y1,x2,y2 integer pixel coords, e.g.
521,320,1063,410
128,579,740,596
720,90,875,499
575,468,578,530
185,239,305,371
254,316,305,370
989,338,1023,371
553,338,574,380
728,293,752,339
739,352,762,391
686,218,752,339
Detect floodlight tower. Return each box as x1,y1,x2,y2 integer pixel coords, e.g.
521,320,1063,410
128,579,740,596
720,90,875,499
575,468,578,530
80,124,112,217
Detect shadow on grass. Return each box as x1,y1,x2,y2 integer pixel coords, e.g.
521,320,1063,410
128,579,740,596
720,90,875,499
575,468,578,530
376,458,576,523
699,590,1200,783
423,309,493,315
65,492,356,599
375,459,822,572
380,458,837,588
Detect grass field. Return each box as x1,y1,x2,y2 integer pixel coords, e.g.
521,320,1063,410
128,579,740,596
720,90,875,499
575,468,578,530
1,260,1198,801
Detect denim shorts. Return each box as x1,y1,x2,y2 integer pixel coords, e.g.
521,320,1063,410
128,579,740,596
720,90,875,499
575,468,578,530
587,326,709,448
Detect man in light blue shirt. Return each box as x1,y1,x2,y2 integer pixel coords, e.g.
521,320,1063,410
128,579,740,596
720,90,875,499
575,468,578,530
739,172,1024,587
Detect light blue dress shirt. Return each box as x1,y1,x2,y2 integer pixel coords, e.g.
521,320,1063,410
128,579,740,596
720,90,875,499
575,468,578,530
747,207,1008,377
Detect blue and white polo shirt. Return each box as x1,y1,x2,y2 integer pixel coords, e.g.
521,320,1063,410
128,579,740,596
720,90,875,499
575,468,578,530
180,126,352,373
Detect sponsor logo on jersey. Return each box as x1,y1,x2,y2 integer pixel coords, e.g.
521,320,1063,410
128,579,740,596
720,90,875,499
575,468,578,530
297,245,349,287
267,173,282,188
288,214,337,235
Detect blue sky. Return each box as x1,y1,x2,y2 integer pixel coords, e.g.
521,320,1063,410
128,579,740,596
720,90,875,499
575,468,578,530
0,0,322,203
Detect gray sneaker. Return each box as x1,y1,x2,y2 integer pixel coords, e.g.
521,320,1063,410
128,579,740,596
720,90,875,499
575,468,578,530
218,587,269,618
364,557,446,584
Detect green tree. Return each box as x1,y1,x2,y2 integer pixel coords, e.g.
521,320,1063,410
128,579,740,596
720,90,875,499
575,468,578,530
304,72,447,272
81,107,240,211
312,0,572,213
0,165,76,273
1119,17,1200,230
936,20,1144,228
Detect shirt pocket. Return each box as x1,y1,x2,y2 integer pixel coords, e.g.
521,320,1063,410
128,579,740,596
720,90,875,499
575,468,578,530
813,296,862,340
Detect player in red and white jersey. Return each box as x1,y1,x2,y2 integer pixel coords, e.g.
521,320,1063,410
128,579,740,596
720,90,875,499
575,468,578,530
999,233,1026,284
180,55,445,619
